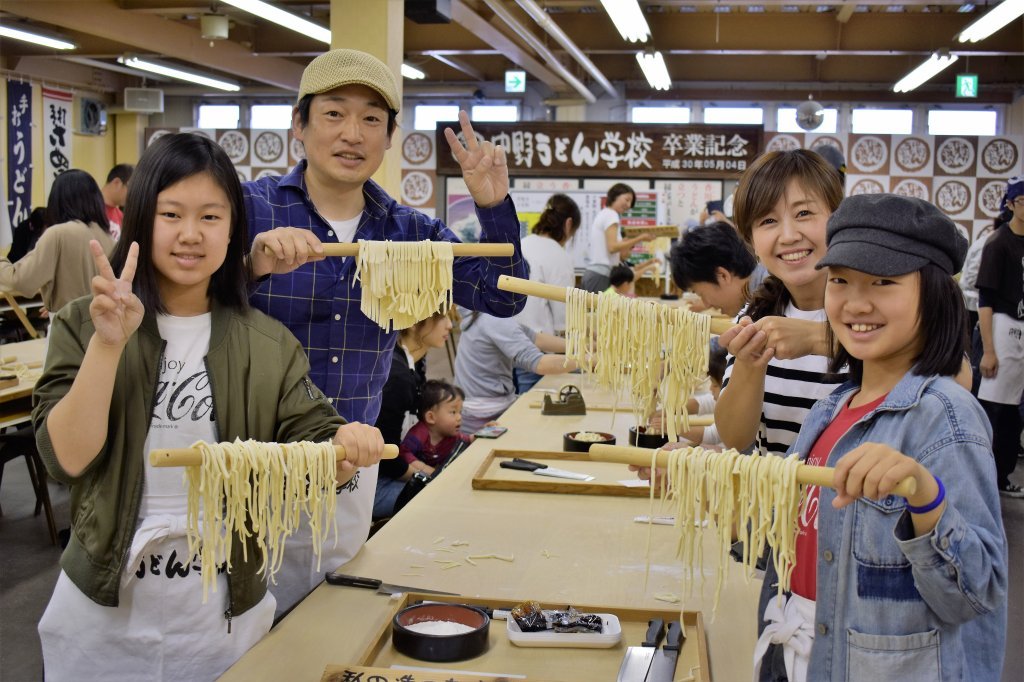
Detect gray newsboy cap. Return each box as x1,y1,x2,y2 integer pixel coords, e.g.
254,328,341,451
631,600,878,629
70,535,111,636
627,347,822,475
816,194,967,277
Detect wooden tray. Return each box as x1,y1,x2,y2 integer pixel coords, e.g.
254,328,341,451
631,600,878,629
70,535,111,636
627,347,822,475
621,224,681,238
471,449,651,498
321,592,708,682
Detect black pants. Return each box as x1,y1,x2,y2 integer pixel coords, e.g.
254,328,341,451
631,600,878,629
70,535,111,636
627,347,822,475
980,399,1022,488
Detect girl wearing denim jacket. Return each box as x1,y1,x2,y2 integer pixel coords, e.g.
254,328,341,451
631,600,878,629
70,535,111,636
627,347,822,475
753,193,1007,682
33,133,387,682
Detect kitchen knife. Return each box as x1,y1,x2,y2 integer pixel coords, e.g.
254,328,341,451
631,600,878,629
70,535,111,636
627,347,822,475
499,459,595,481
615,618,664,682
324,572,458,596
645,620,683,682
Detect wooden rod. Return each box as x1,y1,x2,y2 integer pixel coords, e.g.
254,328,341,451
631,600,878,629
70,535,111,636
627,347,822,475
588,443,918,499
263,242,513,258
1,359,42,370
526,400,714,426
150,443,400,468
496,275,734,335
1,292,39,340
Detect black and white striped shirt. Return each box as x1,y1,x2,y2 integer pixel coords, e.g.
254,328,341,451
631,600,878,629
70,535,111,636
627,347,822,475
721,304,847,455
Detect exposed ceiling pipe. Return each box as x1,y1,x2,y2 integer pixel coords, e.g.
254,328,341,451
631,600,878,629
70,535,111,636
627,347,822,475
480,0,596,104
513,0,619,100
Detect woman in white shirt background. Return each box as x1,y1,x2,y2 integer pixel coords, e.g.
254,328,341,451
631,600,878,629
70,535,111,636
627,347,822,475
515,194,581,393
581,183,653,293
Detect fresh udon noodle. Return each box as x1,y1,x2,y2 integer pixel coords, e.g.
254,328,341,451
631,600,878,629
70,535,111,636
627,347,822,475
563,289,710,441
184,439,338,602
355,239,455,331
645,447,804,614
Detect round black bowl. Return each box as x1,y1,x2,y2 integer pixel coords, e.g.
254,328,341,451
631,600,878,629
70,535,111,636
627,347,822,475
629,425,670,449
392,603,490,662
563,431,616,452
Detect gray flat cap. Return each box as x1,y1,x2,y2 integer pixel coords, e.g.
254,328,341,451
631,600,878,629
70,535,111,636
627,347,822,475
816,193,967,276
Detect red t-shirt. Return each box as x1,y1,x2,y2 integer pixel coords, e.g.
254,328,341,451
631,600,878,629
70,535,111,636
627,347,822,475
790,392,887,600
105,204,123,241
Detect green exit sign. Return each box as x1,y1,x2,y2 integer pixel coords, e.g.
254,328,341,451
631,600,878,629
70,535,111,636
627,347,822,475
505,70,526,93
956,74,978,98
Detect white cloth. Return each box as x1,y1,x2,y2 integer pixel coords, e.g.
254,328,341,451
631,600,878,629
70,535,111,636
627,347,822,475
399,344,419,439
693,391,716,415
978,313,1024,404
585,207,621,271
959,233,993,313
270,464,377,618
40,552,275,682
752,592,815,682
324,215,361,245
39,312,276,681
517,234,575,334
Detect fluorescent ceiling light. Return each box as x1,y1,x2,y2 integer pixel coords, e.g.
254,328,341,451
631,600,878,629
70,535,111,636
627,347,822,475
636,51,671,90
0,25,76,50
401,63,426,80
220,0,330,44
601,0,651,43
957,0,1024,43
63,56,170,79
892,52,959,93
117,56,241,92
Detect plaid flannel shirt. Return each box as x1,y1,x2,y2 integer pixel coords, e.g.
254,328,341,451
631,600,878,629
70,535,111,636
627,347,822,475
244,162,528,425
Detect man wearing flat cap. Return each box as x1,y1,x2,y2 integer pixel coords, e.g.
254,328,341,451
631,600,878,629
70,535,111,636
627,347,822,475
976,175,1024,499
243,48,529,616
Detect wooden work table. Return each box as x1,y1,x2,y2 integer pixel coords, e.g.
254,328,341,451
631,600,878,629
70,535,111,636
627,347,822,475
221,375,759,681
0,338,46,405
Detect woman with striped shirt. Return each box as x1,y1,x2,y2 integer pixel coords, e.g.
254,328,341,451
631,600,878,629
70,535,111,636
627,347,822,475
714,149,847,455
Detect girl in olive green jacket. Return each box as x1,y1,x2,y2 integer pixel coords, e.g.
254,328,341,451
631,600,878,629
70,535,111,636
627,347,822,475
33,133,387,682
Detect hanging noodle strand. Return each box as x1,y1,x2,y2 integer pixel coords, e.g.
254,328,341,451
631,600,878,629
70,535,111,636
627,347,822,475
184,438,338,602
647,447,805,615
563,289,710,440
355,239,454,331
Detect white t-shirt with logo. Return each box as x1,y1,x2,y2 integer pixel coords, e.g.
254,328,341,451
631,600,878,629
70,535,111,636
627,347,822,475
38,313,275,682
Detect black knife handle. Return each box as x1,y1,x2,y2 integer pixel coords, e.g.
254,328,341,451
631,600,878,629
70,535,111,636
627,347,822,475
501,460,540,472
513,457,548,469
643,618,665,647
324,572,381,589
665,621,684,651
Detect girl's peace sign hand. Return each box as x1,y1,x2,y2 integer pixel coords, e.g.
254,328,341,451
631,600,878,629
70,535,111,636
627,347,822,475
88,240,144,348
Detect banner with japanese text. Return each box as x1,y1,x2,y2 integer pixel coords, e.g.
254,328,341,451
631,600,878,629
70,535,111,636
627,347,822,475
6,79,32,232
42,86,73,196
436,122,763,179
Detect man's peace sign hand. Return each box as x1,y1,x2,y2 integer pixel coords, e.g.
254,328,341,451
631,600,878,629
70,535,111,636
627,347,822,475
444,110,508,209
89,240,144,348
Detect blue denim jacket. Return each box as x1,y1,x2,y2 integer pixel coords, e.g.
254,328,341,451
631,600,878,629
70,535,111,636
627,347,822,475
757,370,1007,682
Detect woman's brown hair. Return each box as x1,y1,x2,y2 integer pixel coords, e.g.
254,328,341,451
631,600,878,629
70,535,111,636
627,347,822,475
532,193,581,243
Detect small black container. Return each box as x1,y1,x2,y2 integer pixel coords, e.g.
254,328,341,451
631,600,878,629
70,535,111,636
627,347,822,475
392,603,490,662
629,425,670,449
563,431,616,452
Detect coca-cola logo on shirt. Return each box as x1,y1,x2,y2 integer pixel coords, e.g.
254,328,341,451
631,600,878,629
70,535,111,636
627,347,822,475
152,358,215,423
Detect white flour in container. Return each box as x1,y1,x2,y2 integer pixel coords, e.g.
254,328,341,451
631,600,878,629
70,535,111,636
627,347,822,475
404,620,476,635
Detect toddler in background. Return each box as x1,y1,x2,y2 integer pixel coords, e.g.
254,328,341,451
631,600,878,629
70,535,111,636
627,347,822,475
400,380,473,476
606,263,636,297
680,346,728,448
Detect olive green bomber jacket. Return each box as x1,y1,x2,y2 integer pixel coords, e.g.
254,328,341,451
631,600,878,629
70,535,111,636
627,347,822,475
32,296,345,618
